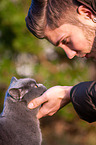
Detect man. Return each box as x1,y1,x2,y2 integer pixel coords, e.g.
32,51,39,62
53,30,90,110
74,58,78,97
25,0,96,123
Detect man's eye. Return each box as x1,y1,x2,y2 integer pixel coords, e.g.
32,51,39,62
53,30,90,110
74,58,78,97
61,38,69,45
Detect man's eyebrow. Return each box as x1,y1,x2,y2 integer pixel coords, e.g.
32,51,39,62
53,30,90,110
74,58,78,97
46,36,64,46
45,37,59,46
47,40,60,47
55,40,61,46
54,36,64,46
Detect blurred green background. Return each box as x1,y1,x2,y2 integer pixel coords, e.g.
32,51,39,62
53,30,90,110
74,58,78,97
0,0,96,145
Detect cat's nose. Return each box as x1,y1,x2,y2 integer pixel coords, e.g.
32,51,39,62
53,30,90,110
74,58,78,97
37,84,44,87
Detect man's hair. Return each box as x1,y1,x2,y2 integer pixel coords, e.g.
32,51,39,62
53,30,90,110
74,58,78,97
25,0,81,39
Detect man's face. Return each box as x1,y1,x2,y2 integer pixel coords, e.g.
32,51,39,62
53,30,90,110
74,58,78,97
45,23,95,59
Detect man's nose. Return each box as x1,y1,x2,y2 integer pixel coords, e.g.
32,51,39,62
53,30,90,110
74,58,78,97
61,46,77,59
66,51,77,59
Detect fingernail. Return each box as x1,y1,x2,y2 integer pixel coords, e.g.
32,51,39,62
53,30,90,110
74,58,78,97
28,103,34,109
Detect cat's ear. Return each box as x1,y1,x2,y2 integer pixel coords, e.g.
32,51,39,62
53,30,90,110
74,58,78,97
8,88,28,101
8,88,20,101
10,77,17,85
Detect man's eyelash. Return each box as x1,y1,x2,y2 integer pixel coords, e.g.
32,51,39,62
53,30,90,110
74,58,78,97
62,39,67,44
61,37,70,45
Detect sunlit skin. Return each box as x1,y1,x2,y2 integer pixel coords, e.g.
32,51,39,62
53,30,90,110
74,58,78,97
44,24,95,59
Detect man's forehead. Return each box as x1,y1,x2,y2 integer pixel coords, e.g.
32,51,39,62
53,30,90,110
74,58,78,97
44,26,58,46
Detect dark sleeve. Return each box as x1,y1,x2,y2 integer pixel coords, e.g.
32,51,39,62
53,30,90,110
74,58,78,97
70,81,96,123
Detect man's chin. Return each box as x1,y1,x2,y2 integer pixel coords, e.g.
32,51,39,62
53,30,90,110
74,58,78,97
85,54,90,58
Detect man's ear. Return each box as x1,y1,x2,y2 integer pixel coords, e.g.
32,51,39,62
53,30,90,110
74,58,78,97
77,5,94,20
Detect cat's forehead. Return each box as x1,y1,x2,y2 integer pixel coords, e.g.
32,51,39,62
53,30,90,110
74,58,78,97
19,78,36,84
16,78,37,88
10,77,37,89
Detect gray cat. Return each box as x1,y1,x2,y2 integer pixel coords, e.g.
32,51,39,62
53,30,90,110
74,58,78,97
0,77,46,145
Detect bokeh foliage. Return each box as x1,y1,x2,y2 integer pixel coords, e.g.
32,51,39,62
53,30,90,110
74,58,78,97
0,0,96,145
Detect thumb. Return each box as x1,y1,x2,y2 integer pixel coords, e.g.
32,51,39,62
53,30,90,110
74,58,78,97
28,94,47,109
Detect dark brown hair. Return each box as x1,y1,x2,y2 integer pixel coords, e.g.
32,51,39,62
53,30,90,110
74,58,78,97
25,0,81,39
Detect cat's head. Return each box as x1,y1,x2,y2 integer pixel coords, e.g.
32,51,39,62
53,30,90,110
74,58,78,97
7,77,47,104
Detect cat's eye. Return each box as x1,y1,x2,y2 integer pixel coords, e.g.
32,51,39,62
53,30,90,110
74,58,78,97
35,85,38,88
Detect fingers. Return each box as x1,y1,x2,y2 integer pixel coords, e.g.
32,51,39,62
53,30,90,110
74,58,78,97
37,103,54,119
37,107,46,119
37,109,54,119
37,100,58,119
28,94,47,109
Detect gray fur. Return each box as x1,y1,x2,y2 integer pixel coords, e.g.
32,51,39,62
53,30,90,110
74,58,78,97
0,77,46,145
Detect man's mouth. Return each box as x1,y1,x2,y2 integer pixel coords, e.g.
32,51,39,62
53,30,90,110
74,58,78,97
77,54,86,58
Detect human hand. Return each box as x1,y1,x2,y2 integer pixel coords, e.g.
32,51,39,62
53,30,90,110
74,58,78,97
28,86,73,119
